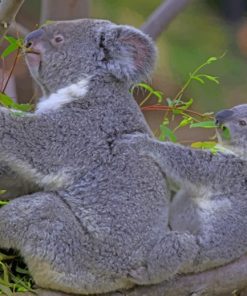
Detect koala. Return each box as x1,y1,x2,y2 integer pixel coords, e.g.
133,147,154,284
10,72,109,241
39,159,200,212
0,19,199,295
0,164,39,198
125,104,247,273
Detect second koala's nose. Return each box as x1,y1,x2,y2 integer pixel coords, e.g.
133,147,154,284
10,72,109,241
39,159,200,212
215,109,234,125
25,29,44,48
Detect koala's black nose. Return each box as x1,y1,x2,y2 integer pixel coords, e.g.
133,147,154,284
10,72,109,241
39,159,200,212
215,109,234,125
25,29,44,48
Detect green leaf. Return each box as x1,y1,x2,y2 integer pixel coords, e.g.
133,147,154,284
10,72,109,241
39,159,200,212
172,109,183,115
135,83,154,93
0,93,14,107
200,74,219,84
0,93,32,112
0,200,8,206
178,117,193,128
15,267,29,275
153,91,164,103
0,284,13,296
190,121,216,128
0,262,10,286
1,36,22,59
191,75,205,84
159,124,177,142
0,253,15,261
206,56,217,64
191,141,218,153
178,98,194,111
166,98,173,107
221,127,231,141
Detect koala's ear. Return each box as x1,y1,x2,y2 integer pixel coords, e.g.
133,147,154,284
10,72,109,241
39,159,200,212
96,25,157,83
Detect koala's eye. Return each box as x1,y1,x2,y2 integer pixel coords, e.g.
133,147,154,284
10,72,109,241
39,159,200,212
53,35,64,44
239,120,247,126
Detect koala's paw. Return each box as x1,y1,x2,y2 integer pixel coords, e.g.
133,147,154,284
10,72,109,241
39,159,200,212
129,232,199,285
176,233,200,273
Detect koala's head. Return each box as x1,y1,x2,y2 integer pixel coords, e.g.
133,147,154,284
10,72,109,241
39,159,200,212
24,19,156,95
215,104,247,154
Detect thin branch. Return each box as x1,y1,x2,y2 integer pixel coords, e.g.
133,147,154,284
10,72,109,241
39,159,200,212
141,0,192,40
0,0,25,44
2,47,20,93
8,21,29,37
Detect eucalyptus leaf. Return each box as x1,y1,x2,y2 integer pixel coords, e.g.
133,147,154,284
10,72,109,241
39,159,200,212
190,121,216,128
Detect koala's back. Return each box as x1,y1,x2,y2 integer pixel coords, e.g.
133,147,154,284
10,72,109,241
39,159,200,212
59,142,170,272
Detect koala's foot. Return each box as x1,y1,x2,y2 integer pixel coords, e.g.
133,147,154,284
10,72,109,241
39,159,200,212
0,192,116,295
129,232,199,285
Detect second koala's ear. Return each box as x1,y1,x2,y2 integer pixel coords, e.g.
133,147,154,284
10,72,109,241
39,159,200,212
97,25,157,83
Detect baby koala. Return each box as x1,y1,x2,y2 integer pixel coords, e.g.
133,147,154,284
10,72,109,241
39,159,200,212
0,19,199,294
125,104,247,273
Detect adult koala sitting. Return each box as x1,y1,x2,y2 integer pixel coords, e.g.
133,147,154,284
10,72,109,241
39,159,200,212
0,19,199,295
124,104,247,274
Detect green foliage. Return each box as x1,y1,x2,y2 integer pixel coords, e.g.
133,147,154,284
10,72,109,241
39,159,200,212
134,55,222,152
221,126,231,141
191,141,219,154
0,94,32,112
190,121,216,128
0,255,34,295
0,36,33,113
1,37,22,59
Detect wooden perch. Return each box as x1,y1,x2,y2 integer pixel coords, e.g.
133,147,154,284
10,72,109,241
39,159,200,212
0,0,25,43
6,254,247,296
141,0,191,40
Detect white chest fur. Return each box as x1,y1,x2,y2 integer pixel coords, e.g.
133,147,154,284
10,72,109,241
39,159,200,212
36,79,89,114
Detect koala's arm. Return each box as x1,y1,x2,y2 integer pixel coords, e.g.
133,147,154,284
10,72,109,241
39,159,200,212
0,109,62,188
0,163,39,199
125,135,246,193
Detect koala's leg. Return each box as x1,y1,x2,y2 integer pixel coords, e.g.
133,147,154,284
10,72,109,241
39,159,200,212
0,192,103,295
129,231,199,285
170,189,202,235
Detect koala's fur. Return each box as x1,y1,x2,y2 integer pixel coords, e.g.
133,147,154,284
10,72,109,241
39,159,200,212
125,104,247,273
0,19,199,294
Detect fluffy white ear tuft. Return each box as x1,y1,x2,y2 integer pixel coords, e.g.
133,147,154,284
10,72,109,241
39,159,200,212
97,25,157,83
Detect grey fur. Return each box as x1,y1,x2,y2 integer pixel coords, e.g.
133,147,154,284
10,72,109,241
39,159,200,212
0,164,39,199
124,104,247,273
0,19,198,294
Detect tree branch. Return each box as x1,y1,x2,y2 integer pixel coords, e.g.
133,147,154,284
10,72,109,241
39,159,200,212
8,21,29,37
105,254,247,296
40,0,90,24
141,0,192,40
0,0,25,44
6,255,247,296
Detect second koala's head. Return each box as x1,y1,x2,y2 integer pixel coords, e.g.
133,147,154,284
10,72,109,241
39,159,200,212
24,19,156,96
215,104,247,154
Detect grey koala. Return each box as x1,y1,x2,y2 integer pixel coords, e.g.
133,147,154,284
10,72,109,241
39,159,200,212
0,19,199,295
125,104,247,273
